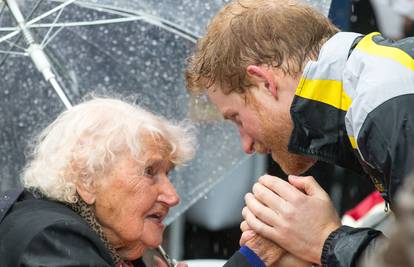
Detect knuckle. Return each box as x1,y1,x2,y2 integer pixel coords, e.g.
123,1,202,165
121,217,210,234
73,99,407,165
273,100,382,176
240,221,245,229
305,175,315,181
278,222,290,237
254,207,265,218
242,206,248,217
253,184,265,199
283,208,295,220
258,175,267,183
244,193,252,203
291,194,305,205
252,183,260,192
254,223,265,234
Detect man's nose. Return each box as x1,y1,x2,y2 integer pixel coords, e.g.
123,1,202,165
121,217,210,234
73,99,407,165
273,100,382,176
240,129,254,154
159,177,180,207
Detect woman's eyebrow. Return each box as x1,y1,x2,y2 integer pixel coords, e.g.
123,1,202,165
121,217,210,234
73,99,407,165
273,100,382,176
145,158,173,170
168,163,176,172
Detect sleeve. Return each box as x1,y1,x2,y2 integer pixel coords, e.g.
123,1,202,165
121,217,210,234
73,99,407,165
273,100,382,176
19,221,113,267
355,94,414,204
224,251,253,267
321,226,383,267
223,246,265,267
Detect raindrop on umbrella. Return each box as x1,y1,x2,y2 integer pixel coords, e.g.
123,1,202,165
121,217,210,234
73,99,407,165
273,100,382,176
0,0,332,224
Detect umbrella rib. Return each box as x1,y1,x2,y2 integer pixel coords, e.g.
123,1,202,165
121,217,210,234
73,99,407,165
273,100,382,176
0,3,199,44
0,0,44,67
0,2,6,20
40,3,66,48
0,49,27,55
40,25,64,48
0,17,146,30
25,17,198,46
0,29,19,43
69,2,199,43
0,17,144,46
4,39,25,51
26,0,77,27
32,17,144,28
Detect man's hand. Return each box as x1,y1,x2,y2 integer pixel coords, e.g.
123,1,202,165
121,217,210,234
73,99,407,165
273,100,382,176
243,175,341,265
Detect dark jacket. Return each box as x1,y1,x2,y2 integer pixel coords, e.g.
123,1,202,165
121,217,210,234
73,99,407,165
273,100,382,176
224,251,253,267
361,173,414,267
225,32,414,267
290,32,414,267
0,190,115,267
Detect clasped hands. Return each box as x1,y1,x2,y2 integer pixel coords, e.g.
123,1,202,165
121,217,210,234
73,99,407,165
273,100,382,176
240,175,342,266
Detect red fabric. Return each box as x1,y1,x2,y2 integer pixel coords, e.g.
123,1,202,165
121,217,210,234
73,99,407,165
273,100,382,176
345,191,384,220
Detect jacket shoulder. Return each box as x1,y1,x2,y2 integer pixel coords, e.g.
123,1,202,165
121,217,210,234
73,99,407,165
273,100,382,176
0,198,113,266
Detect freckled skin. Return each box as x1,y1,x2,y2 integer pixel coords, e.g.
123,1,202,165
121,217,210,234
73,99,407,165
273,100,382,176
92,138,180,260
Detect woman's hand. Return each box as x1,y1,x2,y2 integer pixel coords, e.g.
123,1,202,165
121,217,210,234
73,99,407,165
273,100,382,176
271,254,312,267
240,220,285,266
244,175,341,264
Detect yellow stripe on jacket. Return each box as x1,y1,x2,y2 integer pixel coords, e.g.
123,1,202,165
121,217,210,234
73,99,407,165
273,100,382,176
295,78,352,111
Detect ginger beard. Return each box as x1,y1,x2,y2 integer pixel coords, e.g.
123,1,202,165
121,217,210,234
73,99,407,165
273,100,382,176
251,97,316,175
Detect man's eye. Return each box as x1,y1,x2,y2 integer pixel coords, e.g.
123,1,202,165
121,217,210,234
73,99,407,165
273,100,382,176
234,116,242,126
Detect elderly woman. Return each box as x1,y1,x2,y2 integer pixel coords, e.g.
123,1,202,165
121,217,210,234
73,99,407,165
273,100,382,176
0,98,195,266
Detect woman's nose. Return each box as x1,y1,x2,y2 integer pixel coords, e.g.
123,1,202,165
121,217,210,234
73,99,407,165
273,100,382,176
158,177,180,207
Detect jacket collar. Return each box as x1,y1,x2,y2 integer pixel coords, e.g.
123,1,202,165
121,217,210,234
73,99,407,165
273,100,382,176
288,32,364,173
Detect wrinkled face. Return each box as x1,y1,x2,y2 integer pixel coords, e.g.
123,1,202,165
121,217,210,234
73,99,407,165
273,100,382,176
92,138,179,260
208,86,315,175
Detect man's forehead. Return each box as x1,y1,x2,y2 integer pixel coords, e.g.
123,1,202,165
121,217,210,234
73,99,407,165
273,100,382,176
208,87,244,108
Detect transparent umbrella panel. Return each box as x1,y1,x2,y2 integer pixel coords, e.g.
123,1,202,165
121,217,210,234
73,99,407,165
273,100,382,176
0,0,331,224
0,0,248,224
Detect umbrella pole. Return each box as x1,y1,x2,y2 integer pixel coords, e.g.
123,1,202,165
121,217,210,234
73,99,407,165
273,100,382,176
5,0,72,109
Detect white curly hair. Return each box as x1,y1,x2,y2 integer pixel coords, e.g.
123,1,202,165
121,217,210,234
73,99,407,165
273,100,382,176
21,97,196,203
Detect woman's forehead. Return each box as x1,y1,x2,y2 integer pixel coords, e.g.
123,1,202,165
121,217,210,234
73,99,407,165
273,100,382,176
139,142,173,164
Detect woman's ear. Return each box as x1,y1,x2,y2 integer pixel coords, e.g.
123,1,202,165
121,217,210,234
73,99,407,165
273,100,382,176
246,65,277,99
75,178,96,205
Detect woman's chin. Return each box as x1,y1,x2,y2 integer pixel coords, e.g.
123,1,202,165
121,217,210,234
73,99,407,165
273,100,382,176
118,244,147,261
142,222,165,247
144,234,164,249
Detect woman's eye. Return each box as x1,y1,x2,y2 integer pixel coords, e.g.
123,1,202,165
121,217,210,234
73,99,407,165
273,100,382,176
144,166,155,177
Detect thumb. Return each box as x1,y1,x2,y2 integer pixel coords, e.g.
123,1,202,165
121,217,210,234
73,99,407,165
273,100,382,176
288,175,326,198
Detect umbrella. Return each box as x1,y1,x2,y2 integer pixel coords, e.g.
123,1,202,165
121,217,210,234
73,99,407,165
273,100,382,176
0,0,331,225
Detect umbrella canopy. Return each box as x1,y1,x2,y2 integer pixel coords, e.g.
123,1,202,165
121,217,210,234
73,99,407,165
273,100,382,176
0,0,331,224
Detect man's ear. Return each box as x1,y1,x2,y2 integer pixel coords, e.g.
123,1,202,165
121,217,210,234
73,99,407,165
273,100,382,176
75,178,96,205
246,65,277,99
